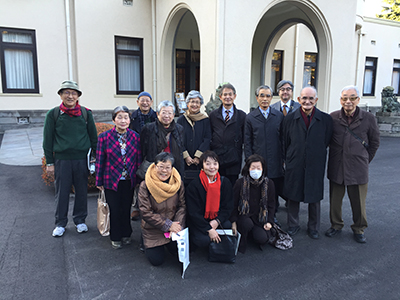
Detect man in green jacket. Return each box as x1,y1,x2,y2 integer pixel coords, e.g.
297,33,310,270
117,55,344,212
43,80,97,237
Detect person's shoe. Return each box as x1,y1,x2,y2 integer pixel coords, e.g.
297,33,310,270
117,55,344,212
111,241,122,249
122,237,132,245
307,229,320,239
131,210,140,221
325,228,342,237
52,227,65,237
76,223,88,233
354,233,366,243
287,226,300,236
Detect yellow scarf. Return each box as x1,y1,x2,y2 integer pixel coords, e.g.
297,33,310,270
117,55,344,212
145,163,181,203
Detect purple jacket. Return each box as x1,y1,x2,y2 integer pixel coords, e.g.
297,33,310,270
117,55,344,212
96,127,141,191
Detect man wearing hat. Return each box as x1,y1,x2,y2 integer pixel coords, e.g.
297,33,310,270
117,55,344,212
271,80,300,116
129,91,157,135
43,80,98,237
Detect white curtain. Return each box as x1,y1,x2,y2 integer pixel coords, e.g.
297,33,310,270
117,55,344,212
303,66,311,87
118,55,140,91
392,70,399,94
363,70,373,94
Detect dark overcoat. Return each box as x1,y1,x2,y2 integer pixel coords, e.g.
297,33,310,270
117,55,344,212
244,107,284,179
282,107,333,203
209,104,246,175
129,108,157,135
327,107,380,186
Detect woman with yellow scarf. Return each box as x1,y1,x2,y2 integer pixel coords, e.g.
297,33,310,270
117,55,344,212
138,152,186,266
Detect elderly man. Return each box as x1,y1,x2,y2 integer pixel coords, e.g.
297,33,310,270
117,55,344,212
43,80,98,237
244,85,284,221
282,86,332,239
325,85,380,243
129,91,157,135
209,83,246,186
271,80,300,116
140,100,185,176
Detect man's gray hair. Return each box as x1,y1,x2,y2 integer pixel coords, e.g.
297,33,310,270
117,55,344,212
255,85,273,96
301,86,318,97
341,85,360,97
277,80,294,91
219,83,236,96
157,100,175,113
186,90,204,105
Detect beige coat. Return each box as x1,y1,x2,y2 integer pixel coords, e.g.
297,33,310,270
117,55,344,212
138,180,186,248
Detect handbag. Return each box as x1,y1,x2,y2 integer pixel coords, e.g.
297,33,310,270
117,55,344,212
268,223,293,250
208,222,238,263
136,159,152,180
97,190,110,236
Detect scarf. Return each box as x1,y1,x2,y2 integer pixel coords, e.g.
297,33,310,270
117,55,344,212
199,170,221,220
156,119,182,171
145,163,181,203
239,175,269,224
60,101,83,117
137,108,154,132
183,111,208,128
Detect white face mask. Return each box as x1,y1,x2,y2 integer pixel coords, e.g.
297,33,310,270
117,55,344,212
249,169,262,180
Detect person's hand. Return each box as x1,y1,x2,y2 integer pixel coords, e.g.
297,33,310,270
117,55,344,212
185,156,194,166
46,165,55,175
208,229,221,243
169,222,181,234
232,222,237,235
264,222,272,231
209,219,219,230
193,157,200,165
97,186,104,191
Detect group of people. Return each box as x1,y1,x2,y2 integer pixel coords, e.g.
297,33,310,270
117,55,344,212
43,78,380,266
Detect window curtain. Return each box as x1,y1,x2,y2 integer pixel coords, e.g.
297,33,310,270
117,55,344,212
118,55,140,91
363,70,373,94
303,66,311,87
392,71,399,94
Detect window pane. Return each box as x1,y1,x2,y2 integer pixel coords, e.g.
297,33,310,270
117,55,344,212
365,60,374,67
394,61,400,68
392,70,399,94
2,31,32,44
363,69,373,94
116,38,140,51
176,50,186,65
118,54,140,91
4,49,34,89
304,54,316,63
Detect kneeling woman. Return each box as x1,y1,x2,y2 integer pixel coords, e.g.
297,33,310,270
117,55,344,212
230,154,276,253
96,106,141,249
138,152,186,266
186,150,233,248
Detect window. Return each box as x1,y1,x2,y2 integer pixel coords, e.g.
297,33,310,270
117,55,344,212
271,50,283,95
303,52,317,88
115,36,143,95
363,57,377,96
392,59,400,95
175,49,200,96
0,27,39,93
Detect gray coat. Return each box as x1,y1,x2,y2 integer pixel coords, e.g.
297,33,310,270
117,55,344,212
327,107,380,186
271,100,301,115
244,107,284,179
282,107,333,203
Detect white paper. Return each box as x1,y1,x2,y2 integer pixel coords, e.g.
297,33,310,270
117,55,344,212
172,227,190,279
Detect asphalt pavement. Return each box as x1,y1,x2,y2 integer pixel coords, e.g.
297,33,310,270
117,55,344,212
0,128,399,300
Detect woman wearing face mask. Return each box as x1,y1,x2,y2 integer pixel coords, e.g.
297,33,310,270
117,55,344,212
230,154,276,253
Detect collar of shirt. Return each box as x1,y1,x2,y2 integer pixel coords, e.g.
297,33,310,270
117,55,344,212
281,99,292,109
223,107,234,119
259,106,270,117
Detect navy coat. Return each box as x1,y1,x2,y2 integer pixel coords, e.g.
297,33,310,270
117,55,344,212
129,108,157,135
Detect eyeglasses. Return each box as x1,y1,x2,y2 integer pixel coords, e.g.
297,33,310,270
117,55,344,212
300,96,316,101
279,88,292,92
156,164,172,171
138,99,151,103
189,101,201,105
160,111,174,116
258,93,272,98
341,97,359,102
63,91,78,96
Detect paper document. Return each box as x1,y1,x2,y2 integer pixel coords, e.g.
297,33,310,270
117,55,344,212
172,227,190,279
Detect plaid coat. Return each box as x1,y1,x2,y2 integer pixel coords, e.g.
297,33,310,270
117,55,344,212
96,127,141,191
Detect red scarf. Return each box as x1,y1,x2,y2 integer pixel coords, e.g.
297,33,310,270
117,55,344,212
199,170,221,220
60,101,83,117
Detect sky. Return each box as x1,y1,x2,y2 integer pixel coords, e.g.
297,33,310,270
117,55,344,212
364,0,386,17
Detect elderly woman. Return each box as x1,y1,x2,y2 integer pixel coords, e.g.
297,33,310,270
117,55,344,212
230,154,276,253
96,106,141,249
140,100,185,176
177,90,211,186
186,150,233,249
138,152,186,266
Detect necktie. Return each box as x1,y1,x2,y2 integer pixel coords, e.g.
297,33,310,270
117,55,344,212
283,105,288,116
225,110,230,123
263,112,268,119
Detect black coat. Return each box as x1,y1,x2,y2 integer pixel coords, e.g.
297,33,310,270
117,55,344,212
282,107,333,203
176,115,211,169
209,104,246,175
140,120,185,176
244,107,284,179
129,108,157,135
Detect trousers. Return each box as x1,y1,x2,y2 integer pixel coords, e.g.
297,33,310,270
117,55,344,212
287,200,320,231
145,241,177,266
236,216,270,253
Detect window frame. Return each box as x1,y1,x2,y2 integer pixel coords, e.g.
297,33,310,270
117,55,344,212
114,36,144,95
392,59,400,95
0,27,40,94
363,57,378,96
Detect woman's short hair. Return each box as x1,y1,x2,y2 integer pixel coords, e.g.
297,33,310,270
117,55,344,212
154,152,175,166
157,100,175,113
199,150,219,169
185,90,204,105
241,154,267,177
112,106,130,120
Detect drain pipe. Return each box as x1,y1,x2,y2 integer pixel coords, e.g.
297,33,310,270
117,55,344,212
151,0,157,103
293,24,299,96
65,0,74,81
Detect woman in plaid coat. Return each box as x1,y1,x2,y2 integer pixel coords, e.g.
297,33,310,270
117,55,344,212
96,106,141,249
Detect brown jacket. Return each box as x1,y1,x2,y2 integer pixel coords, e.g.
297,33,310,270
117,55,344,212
138,181,186,248
328,107,380,186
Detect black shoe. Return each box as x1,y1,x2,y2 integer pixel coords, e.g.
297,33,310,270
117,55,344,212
307,229,320,239
287,226,300,236
354,233,366,243
325,228,342,237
